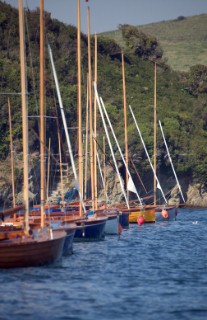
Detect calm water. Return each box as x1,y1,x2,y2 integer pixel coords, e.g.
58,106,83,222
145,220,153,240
0,208,207,320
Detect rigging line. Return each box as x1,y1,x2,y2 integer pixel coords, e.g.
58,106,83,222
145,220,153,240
159,120,185,203
30,128,60,165
96,149,110,204
129,104,167,204
94,82,130,209
48,43,86,213
46,35,69,165
129,158,148,195
27,115,58,119
51,107,68,169
29,157,40,199
0,93,22,95
93,136,116,171
100,97,142,206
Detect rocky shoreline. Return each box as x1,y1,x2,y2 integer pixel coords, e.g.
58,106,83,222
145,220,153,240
1,157,207,209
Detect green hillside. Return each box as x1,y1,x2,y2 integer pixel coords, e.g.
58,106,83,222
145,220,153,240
101,14,207,71
0,2,207,205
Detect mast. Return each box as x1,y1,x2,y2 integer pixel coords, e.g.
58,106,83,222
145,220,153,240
87,5,95,209
159,120,185,203
84,74,89,200
94,33,98,210
8,97,16,208
40,0,45,228
153,62,157,205
94,83,130,209
77,0,83,216
18,0,29,234
129,104,167,203
103,136,107,206
100,97,142,205
46,138,51,204
48,44,86,213
57,123,64,202
122,53,129,199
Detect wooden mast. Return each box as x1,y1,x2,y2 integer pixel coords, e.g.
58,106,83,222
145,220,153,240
84,74,89,200
87,5,95,210
122,52,129,199
46,138,51,204
18,0,29,234
8,97,16,209
153,62,157,206
77,0,83,216
57,124,64,202
40,0,45,228
94,33,98,210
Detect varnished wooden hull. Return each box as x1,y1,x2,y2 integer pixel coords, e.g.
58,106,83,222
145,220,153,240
0,230,66,268
0,205,24,219
129,208,155,223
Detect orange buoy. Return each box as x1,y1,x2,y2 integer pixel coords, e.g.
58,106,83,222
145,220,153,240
161,209,168,218
137,216,145,225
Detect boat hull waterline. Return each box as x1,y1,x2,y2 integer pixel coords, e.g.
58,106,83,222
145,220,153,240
0,230,66,268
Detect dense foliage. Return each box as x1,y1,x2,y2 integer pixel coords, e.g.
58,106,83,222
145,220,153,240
103,14,207,72
0,1,207,192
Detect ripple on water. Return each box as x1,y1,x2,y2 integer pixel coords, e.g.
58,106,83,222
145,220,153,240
0,208,207,320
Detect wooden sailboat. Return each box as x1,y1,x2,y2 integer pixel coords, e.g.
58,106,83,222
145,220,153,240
43,0,107,241
98,94,155,224
66,1,107,241
27,0,76,255
47,42,107,241
121,53,155,223
65,0,107,241
0,0,66,269
129,63,177,221
90,32,122,235
94,54,154,224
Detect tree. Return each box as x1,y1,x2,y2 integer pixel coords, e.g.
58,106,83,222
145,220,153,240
120,24,163,60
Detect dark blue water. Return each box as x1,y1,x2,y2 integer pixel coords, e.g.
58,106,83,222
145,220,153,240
0,208,207,320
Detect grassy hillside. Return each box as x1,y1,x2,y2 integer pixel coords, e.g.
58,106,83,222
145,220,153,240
101,14,207,71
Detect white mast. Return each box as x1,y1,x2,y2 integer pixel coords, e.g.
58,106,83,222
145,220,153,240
94,82,130,209
129,105,167,204
159,120,185,203
48,44,86,213
100,97,142,206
